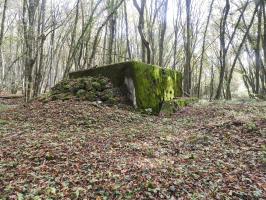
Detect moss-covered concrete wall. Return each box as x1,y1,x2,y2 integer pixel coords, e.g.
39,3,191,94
69,61,182,113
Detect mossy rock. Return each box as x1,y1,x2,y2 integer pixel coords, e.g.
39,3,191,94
92,81,102,91
85,81,93,91
0,119,9,125
105,97,116,105
76,89,87,99
159,101,178,116
174,97,198,107
84,91,97,101
51,77,95,95
100,89,114,101
0,104,12,112
50,93,72,101
45,76,120,104
160,97,198,116
97,77,110,87
69,61,182,114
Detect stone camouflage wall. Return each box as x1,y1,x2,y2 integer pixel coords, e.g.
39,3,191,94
69,61,182,113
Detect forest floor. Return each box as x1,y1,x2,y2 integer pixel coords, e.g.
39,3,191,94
0,97,266,199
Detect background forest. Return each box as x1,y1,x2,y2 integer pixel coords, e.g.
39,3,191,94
0,0,265,101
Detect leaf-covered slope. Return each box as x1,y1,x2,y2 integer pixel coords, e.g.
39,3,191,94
0,100,265,199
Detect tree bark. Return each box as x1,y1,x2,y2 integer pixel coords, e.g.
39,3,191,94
183,0,192,96
197,0,214,98
262,0,266,94
255,3,262,94
226,4,259,99
158,0,168,67
133,0,151,64
23,0,39,102
107,0,117,64
88,0,124,67
64,0,80,78
215,0,230,100
124,1,131,60
33,0,46,96
0,0,8,85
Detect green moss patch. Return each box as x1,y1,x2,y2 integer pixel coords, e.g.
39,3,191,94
160,97,198,117
0,119,9,125
0,104,11,112
69,61,182,113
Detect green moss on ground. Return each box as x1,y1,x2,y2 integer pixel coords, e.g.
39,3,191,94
0,104,9,112
160,97,199,116
69,61,182,113
262,145,266,167
40,76,122,105
0,119,9,125
174,97,198,107
0,103,15,112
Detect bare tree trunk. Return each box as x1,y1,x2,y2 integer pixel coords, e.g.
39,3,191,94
183,0,192,96
72,0,103,68
226,5,259,99
215,0,230,99
173,0,181,69
158,0,168,67
255,3,262,94
88,0,124,67
0,0,8,85
209,64,214,100
23,0,38,102
107,0,117,64
133,0,151,64
197,0,214,98
34,0,46,96
64,0,80,78
124,1,131,60
262,0,266,94
47,7,56,88
103,24,108,64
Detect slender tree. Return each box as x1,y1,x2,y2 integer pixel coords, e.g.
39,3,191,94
0,0,8,86
158,0,168,67
215,0,230,99
133,0,151,64
197,0,215,98
183,0,192,96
